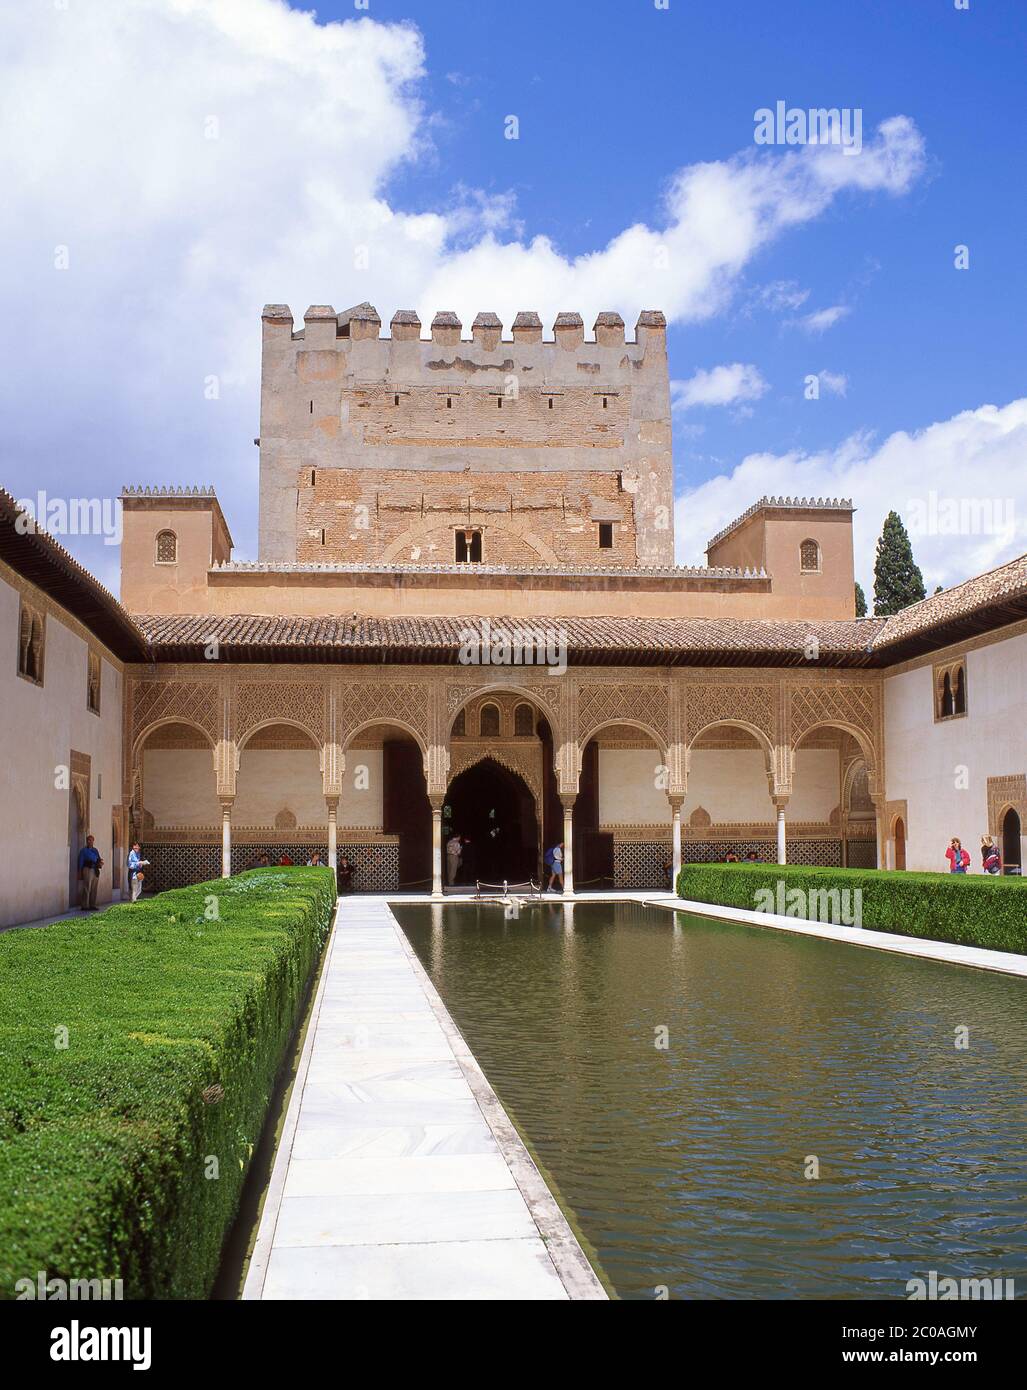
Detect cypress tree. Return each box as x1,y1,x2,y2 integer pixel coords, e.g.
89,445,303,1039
854,581,867,617
873,511,926,615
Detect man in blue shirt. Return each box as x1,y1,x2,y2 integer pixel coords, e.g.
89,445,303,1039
77,835,102,911
127,842,148,902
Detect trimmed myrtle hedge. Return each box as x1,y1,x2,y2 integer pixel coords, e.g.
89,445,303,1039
0,867,336,1300
676,861,1027,954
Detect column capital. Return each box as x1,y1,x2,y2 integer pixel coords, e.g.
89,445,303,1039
219,795,235,813
559,791,577,812
667,791,685,810
428,791,446,813
772,794,790,812
325,794,339,813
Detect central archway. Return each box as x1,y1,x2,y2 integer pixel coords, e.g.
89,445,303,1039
444,757,540,886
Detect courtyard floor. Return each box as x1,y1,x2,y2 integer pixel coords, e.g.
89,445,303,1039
242,895,606,1301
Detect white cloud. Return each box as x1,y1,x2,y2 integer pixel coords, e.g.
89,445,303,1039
757,279,810,312
675,399,1027,590
672,364,769,411
815,369,849,397
795,304,851,333
0,0,926,580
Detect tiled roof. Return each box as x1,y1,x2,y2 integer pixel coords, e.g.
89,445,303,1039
0,488,147,660
874,551,1027,649
136,612,888,667
707,496,854,551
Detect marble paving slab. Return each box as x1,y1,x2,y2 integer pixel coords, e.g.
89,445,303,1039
243,897,606,1301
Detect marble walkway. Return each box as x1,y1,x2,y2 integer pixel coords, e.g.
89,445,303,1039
243,896,606,1301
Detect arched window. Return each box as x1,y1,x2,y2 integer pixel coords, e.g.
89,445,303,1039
941,671,954,718
17,602,45,685
799,538,821,573
514,702,534,737
479,703,500,737
953,665,966,716
87,652,101,715
155,529,178,564
452,709,466,737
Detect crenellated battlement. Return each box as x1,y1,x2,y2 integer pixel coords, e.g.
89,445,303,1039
261,303,666,348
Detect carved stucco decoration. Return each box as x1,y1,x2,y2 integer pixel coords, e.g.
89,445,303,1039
131,678,221,751
684,682,776,749
337,678,431,751
236,679,326,746
447,741,544,827
577,680,669,747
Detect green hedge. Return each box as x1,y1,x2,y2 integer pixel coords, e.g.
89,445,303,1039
0,867,336,1300
676,862,1027,954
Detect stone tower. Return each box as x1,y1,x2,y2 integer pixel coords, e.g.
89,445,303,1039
257,303,673,568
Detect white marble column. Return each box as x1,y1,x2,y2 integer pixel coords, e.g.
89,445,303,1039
220,797,233,878
670,795,683,888
561,796,575,895
326,796,338,873
774,797,788,866
430,800,443,898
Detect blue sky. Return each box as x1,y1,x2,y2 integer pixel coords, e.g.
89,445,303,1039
2,0,1026,597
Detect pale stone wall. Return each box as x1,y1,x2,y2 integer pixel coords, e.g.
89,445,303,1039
258,308,673,567
142,748,219,826
598,746,839,827
883,631,1027,871
0,566,123,927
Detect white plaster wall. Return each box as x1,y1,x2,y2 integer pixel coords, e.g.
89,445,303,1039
0,573,123,926
235,748,324,826
598,746,839,828
339,749,384,827
884,633,1027,871
143,748,219,826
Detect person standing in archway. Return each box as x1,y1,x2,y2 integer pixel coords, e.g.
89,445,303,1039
545,842,564,892
77,834,102,911
460,835,476,886
446,831,462,887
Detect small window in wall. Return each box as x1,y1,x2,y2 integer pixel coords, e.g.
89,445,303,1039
155,530,178,564
514,702,534,737
87,652,101,715
480,703,500,737
800,538,821,573
935,660,968,721
17,601,45,685
598,522,614,549
455,529,482,563
452,709,466,737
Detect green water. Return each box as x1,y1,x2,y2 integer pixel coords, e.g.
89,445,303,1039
393,900,1027,1300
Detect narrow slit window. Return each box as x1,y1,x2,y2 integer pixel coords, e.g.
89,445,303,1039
394,393,400,406
320,528,327,546
598,522,614,549
446,397,452,409
548,396,554,409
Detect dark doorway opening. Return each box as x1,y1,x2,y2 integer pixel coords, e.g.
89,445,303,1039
1001,808,1022,874
444,758,539,885
382,737,431,889
893,817,906,871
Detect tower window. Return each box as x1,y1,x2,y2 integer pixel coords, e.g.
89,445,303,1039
455,530,482,563
497,396,503,408
87,652,101,715
446,397,452,409
548,397,554,409
320,528,327,546
598,522,614,549
602,396,609,409
17,601,45,685
800,539,821,573
394,394,400,406
155,530,178,564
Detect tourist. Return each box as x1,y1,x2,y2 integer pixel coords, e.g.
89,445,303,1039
460,835,476,886
338,855,354,893
981,836,1002,875
306,851,322,867
127,842,148,902
258,853,270,868
77,834,102,911
744,850,760,862
446,831,462,886
279,853,293,866
725,849,740,863
545,842,564,892
945,837,970,874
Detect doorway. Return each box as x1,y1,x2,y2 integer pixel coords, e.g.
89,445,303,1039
444,758,539,886
1001,808,1022,874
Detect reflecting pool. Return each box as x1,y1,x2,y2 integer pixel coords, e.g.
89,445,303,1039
393,900,1027,1300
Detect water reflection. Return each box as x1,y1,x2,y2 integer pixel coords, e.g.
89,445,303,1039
394,901,1027,1300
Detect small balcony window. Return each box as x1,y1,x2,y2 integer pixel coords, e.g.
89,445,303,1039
455,530,482,563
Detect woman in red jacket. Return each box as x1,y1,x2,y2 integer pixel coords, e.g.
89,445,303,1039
945,837,970,873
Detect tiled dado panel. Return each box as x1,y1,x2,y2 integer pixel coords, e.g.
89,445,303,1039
612,840,671,890
138,842,400,892
682,839,846,868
